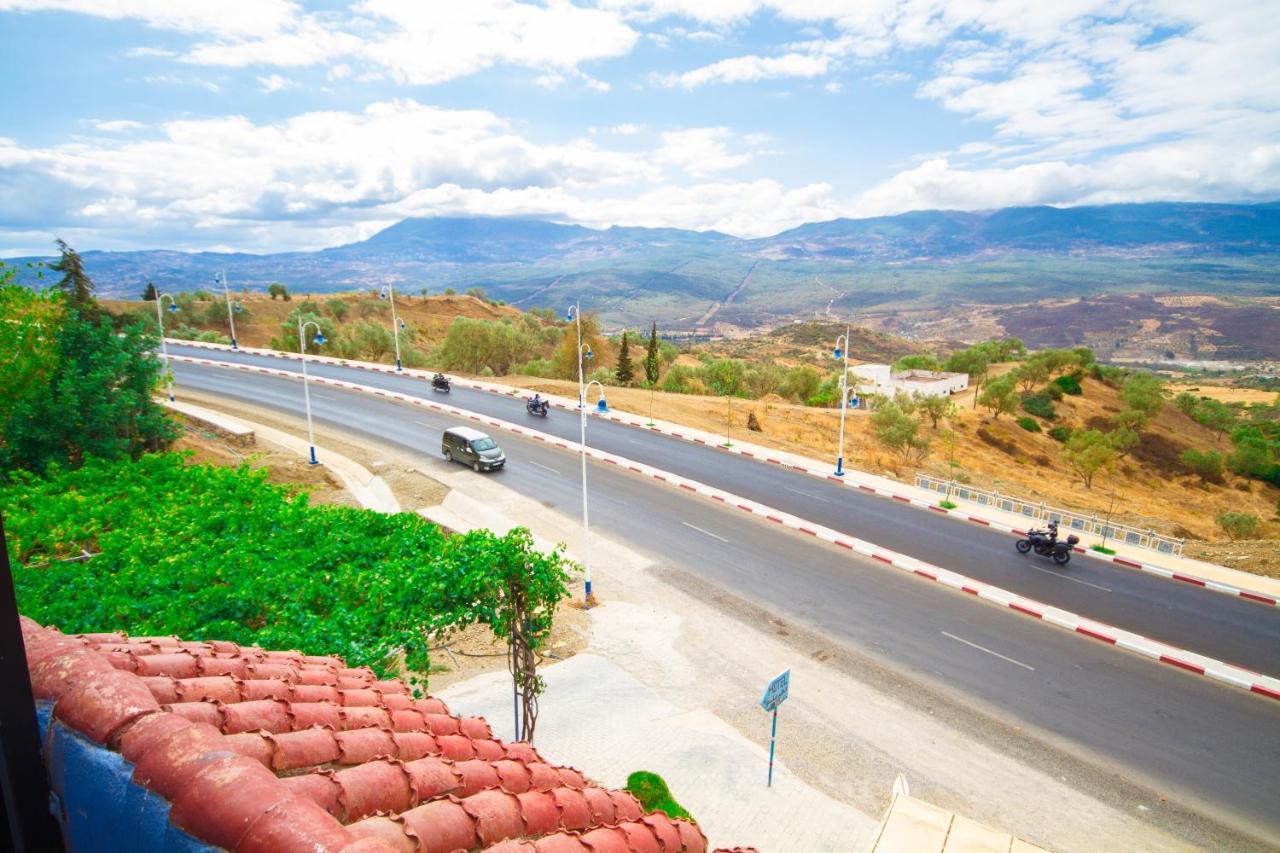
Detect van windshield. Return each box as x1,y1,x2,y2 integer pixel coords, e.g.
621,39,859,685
471,438,497,451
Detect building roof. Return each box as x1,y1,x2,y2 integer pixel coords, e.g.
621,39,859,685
21,615,753,853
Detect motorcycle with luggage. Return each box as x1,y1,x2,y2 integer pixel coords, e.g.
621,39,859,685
1016,520,1079,565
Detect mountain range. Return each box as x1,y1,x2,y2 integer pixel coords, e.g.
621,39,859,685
7,202,1280,334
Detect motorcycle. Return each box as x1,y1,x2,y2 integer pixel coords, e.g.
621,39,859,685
432,373,451,393
526,397,549,417
1016,523,1079,565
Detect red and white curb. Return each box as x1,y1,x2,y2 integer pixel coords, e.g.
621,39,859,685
165,339,1278,609
171,353,1280,704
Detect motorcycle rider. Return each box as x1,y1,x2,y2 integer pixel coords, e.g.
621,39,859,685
1045,520,1059,545
531,393,543,408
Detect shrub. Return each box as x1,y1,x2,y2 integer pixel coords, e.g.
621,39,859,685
1216,511,1261,541
1091,544,1116,555
1017,416,1041,432
625,772,693,822
1045,383,1064,400
517,358,555,377
1020,391,1056,420
267,282,289,301
1180,448,1224,484
1053,372,1084,395
1047,426,1072,443
939,499,957,510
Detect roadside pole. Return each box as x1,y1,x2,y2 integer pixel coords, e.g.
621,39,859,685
760,669,790,787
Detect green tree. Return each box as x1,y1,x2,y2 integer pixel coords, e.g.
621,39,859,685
267,282,289,301
702,359,746,396
781,365,821,403
432,316,532,375
978,373,1019,419
1,304,175,473
893,354,942,372
552,312,607,381
1014,355,1051,393
1120,372,1165,430
915,393,956,428
1181,448,1224,483
945,346,991,407
270,307,335,355
142,282,158,301
1061,429,1115,489
871,400,930,464
616,331,634,385
644,322,660,385
50,239,96,315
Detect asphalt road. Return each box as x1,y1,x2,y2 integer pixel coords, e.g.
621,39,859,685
174,360,1280,842
166,343,1280,677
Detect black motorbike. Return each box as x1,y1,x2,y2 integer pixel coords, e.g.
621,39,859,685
432,373,451,393
526,397,549,417
1016,522,1079,565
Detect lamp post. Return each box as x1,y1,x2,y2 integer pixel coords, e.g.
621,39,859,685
378,284,404,371
566,303,600,606
215,270,240,349
154,292,178,401
832,325,851,476
297,318,327,465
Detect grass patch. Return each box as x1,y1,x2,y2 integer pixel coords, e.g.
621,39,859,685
939,500,957,509
1090,544,1116,555
625,771,694,822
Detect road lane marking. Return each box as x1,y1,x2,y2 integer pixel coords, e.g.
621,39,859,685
785,486,830,503
941,631,1035,671
682,522,728,543
1024,563,1112,592
528,460,560,476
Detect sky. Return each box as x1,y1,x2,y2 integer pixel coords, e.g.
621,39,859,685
1,0,1278,256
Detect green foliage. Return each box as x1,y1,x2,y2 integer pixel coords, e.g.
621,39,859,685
51,239,97,315
978,373,1019,419
658,364,705,395
624,772,693,823
517,357,555,377
1227,426,1278,482
702,359,747,396
645,322,661,385
744,361,786,398
871,400,930,464
1,286,175,473
466,286,489,302
915,393,955,428
1053,372,1083,395
2,454,571,687
1020,391,1056,420
552,313,609,381
1119,372,1165,428
1216,511,1261,541
1091,544,1116,555
780,365,821,403
1060,428,1115,488
1180,448,1224,483
270,308,334,355
432,316,535,375
1047,425,1072,443
616,331,634,385
142,282,158,301
325,300,350,321
1017,416,1042,432
267,282,289,301
893,354,942,372
939,499,957,510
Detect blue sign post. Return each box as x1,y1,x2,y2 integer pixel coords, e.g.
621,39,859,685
760,669,790,787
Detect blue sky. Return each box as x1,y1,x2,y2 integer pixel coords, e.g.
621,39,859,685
1,1,1277,255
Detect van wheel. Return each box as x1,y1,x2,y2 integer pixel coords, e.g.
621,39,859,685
473,460,483,473
444,449,452,462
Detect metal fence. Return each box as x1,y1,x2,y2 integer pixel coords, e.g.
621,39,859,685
914,474,1184,556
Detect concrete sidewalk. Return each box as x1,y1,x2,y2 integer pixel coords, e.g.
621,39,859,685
439,653,876,852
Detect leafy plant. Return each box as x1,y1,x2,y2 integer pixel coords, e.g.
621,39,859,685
939,499,957,509
625,772,693,822
1047,425,1072,443
1216,511,1260,541
1091,544,1116,555
1060,428,1115,488
1020,391,1056,420
1017,416,1041,432
1181,448,1225,484
1053,372,1084,395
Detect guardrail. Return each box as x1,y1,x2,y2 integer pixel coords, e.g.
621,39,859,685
915,474,1184,556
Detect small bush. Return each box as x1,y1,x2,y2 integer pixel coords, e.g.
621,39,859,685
1216,511,1261,541
1045,384,1064,400
1017,416,1041,433
1020,391,1057,420
1091,544,1116,555
625,772,693,822
1047,426,1072,443
1053,372,1084,395
939,499,957,510
1180,448,1224,484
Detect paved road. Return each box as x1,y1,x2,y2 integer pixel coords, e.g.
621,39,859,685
175,361,1280,842
166,344,1280,676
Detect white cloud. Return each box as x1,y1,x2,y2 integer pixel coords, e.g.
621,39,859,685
94,119,144,132
257,74,296,93
664,52,829,87
655,126,751,175
327,63,352,81
0,0,299,38
609,123,644,135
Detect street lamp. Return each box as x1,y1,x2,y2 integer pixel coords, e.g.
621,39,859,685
297,317,327,465
565,303,599,606
214,270,240,350
832,325,851,476
378,285,404,372
154,292,178,402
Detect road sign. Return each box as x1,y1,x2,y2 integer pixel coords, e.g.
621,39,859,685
760,669,790,712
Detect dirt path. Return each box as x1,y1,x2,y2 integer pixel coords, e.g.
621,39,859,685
695,260,760,327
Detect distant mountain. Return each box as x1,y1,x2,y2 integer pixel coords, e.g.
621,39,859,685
7,202,1280,333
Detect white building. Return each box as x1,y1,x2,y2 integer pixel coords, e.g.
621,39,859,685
851,364,969,399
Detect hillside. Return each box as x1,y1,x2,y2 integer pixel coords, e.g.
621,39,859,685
14,202,1280,355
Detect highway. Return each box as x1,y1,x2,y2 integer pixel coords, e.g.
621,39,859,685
166,343,1280,676
173,358,1280,842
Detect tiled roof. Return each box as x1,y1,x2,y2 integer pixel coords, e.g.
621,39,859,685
22,616,754,853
